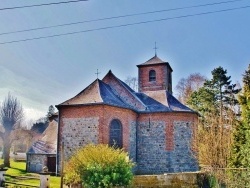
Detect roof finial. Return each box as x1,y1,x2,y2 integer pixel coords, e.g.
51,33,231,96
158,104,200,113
95,69,101,79
153,42,158,56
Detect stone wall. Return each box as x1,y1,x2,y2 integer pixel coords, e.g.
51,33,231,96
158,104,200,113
136,113,198,174
129,121,137,162
132,173,199,188
137,120,167,174
62,117,99,160
57,105,138,174
57,105,198,175
27,154,47,173
172,121,198,172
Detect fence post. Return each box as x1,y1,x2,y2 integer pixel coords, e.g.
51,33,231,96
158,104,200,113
40,166,50,188
0,168,7,187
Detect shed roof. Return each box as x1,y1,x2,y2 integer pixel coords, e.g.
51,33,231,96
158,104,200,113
27,120,57,154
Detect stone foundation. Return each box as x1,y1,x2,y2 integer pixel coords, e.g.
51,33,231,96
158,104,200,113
133,173,199,188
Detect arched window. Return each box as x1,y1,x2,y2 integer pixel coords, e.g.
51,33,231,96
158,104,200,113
109,119,123,148
149,70,156,82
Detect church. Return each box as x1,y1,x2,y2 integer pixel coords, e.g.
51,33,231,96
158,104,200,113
56,55,198,174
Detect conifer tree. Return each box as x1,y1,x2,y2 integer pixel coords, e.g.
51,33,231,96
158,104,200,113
46,105,55,121
188,66,239,118
231,64,250,168
187,66,239,168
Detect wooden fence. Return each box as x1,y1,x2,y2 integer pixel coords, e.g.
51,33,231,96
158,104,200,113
0,170,50,188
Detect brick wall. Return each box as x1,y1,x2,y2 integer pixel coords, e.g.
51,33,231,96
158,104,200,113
138,64,172,93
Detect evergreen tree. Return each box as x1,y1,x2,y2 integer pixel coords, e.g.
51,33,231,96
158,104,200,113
204,66,233,118
46,105,55,121
187,87,217,124
231,64,250,168
188,66,239,118
187,66,239,168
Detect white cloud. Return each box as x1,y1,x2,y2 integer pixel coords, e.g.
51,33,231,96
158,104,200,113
24,107,45,122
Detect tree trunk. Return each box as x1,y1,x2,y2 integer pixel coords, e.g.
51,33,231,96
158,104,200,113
3,134,11,167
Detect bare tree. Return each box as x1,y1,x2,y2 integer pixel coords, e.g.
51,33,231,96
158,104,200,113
11,128,34,153
175,73,206,104
124,76,138,91
0,93,24,167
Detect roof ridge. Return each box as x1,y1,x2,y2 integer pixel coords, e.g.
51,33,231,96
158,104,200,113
105,71,147,110
99,80,130,107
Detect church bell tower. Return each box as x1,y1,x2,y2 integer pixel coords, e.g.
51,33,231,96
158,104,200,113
137,55,173,94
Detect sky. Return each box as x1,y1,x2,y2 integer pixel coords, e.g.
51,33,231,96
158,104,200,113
0,0,249,122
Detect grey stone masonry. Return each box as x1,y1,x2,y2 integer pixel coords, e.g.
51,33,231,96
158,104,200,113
137,120,166,174
27,154,47,173
62,117,99,159
129,121,137,162
172,121,198,172
136,120,198,174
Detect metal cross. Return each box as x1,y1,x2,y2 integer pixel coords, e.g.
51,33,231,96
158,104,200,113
153,42,158,56
95,69,101,79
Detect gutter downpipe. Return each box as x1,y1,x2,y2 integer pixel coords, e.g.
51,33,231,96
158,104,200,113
55,106,60,176
135,112,139,163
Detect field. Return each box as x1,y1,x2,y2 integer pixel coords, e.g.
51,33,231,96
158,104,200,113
0,159,61,187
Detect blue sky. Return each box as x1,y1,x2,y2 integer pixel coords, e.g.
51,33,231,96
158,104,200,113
0,0,249,121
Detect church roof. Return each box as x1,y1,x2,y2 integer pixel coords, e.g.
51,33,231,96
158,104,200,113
59,79,103,105
58,78,131,109
58,70,194,113
137,55,173,71
135,91,193,112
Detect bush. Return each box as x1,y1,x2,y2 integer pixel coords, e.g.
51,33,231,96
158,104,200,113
64,144,134,187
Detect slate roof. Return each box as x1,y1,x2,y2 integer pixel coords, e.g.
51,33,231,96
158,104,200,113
27,120,57,154
58,69,194,113
59,78,131,109
137,55,173,72
135,91,193,112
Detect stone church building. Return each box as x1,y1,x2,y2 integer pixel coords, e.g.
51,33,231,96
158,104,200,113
56,55,198,174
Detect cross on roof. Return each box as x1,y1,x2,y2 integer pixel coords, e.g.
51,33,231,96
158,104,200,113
153,42,158,56
95,69,101,79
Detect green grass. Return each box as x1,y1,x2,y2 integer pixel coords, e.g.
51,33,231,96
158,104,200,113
0,159,61,187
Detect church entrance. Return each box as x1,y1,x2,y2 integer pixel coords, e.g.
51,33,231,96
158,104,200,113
109,119,123,148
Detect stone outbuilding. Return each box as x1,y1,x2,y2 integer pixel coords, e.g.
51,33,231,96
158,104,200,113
56,55,199,174
26,116,58,173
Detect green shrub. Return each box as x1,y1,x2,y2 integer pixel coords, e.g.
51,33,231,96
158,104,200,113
64,144,134,187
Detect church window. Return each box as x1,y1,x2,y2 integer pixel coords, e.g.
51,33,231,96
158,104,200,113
149,70,156,82
109,119,123,148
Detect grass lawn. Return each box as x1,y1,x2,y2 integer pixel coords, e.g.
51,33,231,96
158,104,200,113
0,159,61,187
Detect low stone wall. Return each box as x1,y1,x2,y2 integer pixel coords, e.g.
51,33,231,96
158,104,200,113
132,172,199,188
64,172,201,188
